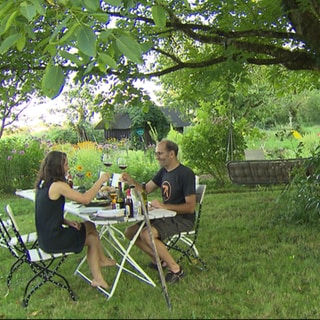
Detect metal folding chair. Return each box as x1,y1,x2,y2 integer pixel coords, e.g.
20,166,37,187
2,205,77,308
0,209,38,289
165,184,207,270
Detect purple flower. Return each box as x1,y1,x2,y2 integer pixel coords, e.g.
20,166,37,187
11,149,17,154
7,156,12,161
19,150,25,155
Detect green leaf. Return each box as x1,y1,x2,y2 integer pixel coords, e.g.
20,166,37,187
83,0,100,11
31,0,46,15
151,5,166,28
77,25,96,57
4,11,18,33
42,64,65,99
20,1,37,21
0,2,13,19
0,33,21,54
49,15,71,44
60,50,84,66
70,0,82,8
16,33,26,51
91,13,110,23
115,35,142,64
84,61,95,75
0,14,10,36
98,52,118,70
99,30,113,41
105,0,122,6
58,22,79,44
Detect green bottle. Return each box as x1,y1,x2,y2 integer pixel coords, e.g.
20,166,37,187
116,182,125,210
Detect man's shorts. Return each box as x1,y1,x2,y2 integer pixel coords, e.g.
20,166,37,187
150,215,194,241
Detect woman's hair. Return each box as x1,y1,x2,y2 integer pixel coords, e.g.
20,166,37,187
35,151,67,189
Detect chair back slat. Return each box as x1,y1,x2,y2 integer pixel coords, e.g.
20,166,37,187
3,204,76,307
6,205,20,232
196,184,206,205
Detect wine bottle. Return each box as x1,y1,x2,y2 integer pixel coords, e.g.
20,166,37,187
125,188,134,218
130,185,140,217
116,182,125,210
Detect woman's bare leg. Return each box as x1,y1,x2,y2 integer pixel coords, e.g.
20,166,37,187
84,222,110,289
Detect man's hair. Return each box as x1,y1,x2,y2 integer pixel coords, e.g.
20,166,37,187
163,139,179,156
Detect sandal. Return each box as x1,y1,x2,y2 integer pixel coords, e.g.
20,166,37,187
148,261,167,270
165,266,184,284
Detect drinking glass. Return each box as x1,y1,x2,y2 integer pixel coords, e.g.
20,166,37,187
117,157,128,171
102,154,113,168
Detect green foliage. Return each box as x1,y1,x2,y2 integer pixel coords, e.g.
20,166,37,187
128,105,170,150
121,149,159,184
42,64,65,99
0,136,44,192
65,141,104,189
35,127,79,144
33,124,105,145
1,0,319,102
181,117,245,186
275,149,320,224
296,90,320,125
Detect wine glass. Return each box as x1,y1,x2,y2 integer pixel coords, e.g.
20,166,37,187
102,154,113,168
117,157,128,171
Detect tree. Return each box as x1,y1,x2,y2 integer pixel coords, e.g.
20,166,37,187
0,71,40,138
0,0,319,100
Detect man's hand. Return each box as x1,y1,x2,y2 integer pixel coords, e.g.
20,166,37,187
121,172,134,185
150,199,163,209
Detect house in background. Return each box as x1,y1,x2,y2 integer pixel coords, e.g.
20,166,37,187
94,107,190,142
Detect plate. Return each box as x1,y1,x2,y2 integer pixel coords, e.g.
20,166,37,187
85,199,111,207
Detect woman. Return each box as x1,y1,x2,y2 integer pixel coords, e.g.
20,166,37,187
35,150,115,289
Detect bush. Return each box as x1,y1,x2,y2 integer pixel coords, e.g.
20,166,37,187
275,147,320,224
181,117,245,186
0,136,45,192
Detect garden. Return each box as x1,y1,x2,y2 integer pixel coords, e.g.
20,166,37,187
0,124,320,318
1,1,320,318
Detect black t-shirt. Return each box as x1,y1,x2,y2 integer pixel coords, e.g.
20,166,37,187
152,164,196,220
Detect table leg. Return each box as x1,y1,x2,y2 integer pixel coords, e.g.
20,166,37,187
74,221,156,299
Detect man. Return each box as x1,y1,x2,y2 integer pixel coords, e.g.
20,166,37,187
121,139,196,283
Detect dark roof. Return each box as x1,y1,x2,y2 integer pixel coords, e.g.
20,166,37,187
95,107,190,130
161,107,190,127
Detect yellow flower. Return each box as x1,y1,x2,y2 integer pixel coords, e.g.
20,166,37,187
76,165,83,171
85,171,92,178
292,130,302,140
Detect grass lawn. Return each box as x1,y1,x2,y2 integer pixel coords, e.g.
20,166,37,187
1,184,320,319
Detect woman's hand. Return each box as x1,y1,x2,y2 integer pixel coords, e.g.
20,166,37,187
64,219,81,230
99,172,111,184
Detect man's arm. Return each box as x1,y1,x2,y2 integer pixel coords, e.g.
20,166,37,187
150,194,196,214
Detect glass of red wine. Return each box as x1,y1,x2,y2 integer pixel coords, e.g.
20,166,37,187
117,157,128,171
102,154,113,168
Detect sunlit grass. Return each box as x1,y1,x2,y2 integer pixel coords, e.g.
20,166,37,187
2,184,320,318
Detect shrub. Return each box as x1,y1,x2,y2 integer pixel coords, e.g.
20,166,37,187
181,117,245,186
0,136,44,192
275,147,320,224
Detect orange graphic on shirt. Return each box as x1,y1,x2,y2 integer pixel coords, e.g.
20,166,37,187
162,181,171,201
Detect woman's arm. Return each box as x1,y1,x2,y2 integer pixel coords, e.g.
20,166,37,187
49,173,111,205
